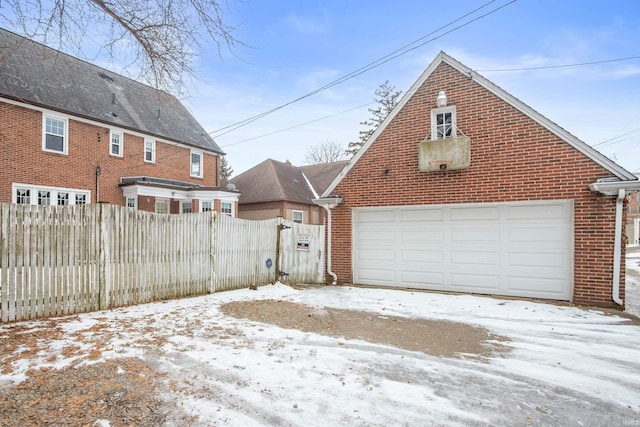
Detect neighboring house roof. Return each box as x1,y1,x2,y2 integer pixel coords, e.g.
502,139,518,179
0,28,223,154
323,52,637,197
231,159,348,205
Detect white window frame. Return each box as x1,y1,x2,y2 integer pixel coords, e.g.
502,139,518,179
190,150,203,178
431,106,456,140
292,210,303,223
181,201,193,214
42,113,68,154
155,198,169,214
221,201,233,216
12,183,90,206
201,200,213,212
110,130,124,157
144,139,156,163
126,196,137,209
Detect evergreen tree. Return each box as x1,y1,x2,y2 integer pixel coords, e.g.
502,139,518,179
345,81,402,157
220,156,233,181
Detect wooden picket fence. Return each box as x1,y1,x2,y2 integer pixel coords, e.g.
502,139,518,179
0,203,325,322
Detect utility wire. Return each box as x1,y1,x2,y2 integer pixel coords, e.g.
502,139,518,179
210,0,517,137
220,102,374,147
476,56,640,72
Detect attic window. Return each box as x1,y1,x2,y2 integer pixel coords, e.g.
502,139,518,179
431,106,456,140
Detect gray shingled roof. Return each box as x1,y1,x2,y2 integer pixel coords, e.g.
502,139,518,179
231,159,347,205
0,28,223,154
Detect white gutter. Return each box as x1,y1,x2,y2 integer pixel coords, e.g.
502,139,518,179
589,179,640,305
612,188,625,305
312,197,342,285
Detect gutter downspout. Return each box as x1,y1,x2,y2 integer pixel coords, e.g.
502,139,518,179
612,188,625,305
312,197,342,286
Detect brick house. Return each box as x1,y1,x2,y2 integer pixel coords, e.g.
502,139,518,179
231,159,347,225
0,28,239,215
316,52,640,308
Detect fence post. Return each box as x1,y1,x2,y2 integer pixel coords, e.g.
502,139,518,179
209,211,216,293
98,204,111,309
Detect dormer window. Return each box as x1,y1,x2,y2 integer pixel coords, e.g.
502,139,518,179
431,106,456,140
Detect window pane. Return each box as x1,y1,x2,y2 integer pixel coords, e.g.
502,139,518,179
293,211,303,223
202,201,212,212
182,202,193,213
57,192,69,205
46,134,64,152
221,202,231,215
191,153,201,176
75,194,87,205
155,202,168,214
38,190,50,205
16,189,30,204
127,197,136,208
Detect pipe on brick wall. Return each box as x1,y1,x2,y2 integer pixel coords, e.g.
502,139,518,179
312,197,342,285
612,188,625,305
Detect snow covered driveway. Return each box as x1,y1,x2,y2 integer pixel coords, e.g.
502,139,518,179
2,284,639,426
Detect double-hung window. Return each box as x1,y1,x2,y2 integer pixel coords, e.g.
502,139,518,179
126,197,137,209
221,202,232,216
110,130,123,156
190,150,203,178
43,114,67,154
431,106,456,140
144,139,156,163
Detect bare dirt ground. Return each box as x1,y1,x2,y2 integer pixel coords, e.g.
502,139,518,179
0,295,509,426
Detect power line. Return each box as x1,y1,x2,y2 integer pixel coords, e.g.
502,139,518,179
476,55,640,72
210,0,517,138
220,102,374,148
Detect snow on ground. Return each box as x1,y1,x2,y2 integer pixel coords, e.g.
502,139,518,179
2,282,640,427
626,245,640,317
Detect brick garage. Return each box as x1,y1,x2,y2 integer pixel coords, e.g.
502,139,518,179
321,53,640,308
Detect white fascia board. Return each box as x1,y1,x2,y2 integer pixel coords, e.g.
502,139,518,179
122,184,239,201
322,52,636,197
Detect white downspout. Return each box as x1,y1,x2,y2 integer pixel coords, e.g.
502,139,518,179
612,188,625,305
322,205,338,285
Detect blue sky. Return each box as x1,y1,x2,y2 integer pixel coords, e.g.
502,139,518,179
182,0,640,176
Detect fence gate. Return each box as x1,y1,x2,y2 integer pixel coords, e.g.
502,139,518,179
276,218,325,285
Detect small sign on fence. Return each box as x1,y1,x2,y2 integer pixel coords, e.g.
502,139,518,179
296,233,310,251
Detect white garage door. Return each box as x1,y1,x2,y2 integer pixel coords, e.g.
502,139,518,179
353,200,573,301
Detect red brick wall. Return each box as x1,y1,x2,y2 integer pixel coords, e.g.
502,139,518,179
331,62,623,307
0,102,220,207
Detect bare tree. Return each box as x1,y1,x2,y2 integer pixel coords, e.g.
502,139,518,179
0,0,242,94
305,140,347,165
345,81,402,157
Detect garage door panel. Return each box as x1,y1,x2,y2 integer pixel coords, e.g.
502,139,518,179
509,252,566,268
509,227,568,243
450,273,501,290
353,200,573,301
401,208,443,222
401,271,445,286
401,230,443,243
450,206,499,221
508,277,569,297
357,268,395,283
507,203,565,220
451,250,500,266
357,209,394,222
451,228,500,243
401,249,443,263
359,248,395,262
